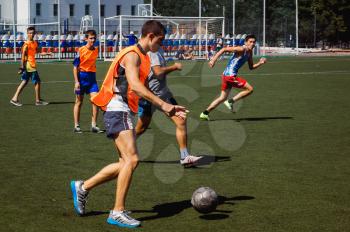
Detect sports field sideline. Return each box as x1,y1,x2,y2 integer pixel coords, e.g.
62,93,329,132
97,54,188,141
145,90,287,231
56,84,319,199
0,56,350,231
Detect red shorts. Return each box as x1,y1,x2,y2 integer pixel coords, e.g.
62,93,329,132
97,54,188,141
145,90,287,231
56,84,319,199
221,75,247,90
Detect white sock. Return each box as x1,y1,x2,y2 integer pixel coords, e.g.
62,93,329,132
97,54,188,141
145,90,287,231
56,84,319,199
112,210,123,215
180,148,189,159
81,184,87,192
75,123,80,128
91,122,97,128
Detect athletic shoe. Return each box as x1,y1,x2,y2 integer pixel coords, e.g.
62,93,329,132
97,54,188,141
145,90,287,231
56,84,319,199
199,112,210,121
70,180,89,216
180,155,203,166
35,100,49,106
91,126,103,133
107,210,141,228
224,100,234,112
74,126,83,133
10,100,22,107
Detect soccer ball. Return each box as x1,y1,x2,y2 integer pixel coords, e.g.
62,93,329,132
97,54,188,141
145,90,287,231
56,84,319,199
191,187,218,214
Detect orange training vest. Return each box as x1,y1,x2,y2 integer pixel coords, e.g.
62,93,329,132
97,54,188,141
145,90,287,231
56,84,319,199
91,45,151,113
22,41,38,68
78,46,98,72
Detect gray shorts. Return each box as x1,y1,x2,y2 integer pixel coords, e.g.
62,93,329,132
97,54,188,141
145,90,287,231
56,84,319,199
104,111,135,139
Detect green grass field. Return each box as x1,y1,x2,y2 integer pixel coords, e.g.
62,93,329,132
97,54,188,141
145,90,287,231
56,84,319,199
1,56,350,232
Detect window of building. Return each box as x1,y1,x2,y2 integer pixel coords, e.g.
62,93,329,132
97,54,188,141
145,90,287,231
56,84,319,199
53,4,58,16
116,5,121,16
36,3,41,16
100,5,105,17
131,5,136,15
85,4,90,15
69,4,74,17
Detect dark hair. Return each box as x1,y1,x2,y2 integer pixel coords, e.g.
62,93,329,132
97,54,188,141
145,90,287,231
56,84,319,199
27,27,36,32
85,30,97,38
141,20,166,38
245,34,256,42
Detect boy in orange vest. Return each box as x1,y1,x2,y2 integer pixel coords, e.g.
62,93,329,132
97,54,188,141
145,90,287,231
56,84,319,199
10,26,51,106
72,30,102,133
70,20,187,228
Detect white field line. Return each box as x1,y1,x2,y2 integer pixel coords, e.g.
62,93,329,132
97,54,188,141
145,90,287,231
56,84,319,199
0,70,349,85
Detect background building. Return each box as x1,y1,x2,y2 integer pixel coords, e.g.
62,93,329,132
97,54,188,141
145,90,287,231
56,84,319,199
0,0,143,34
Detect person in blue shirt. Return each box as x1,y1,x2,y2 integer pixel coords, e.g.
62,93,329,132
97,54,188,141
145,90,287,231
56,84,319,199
200,34,267,120
125,31,138,46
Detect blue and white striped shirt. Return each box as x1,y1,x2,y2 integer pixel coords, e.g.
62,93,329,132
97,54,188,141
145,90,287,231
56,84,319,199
223,46,250,76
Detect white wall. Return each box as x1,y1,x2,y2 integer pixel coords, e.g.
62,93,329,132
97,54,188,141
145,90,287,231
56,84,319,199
0,0,16,23
0,0,144,34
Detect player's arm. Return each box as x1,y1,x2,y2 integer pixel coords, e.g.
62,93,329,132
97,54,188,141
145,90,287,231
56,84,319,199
124,52,187,119
248,53,267,70
152,62,182,77
18,45,28,73
37,44,52,56
38,50,53,56
209,46,244,68
73,66,80,90
72,54,80,90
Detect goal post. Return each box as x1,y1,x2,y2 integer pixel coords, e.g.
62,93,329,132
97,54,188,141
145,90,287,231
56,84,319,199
2,22,62,61
103,15,225,61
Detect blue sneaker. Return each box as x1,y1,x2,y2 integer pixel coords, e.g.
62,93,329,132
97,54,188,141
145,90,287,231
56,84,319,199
107,210,141,228
70,180,88,216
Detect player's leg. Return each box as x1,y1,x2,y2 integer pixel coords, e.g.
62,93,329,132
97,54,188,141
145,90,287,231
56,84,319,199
83,160,124,191
135,99,153,137
73,94,84,133
71,111,137,223
106,129,141,228
135,115,152,137
89,92,103,133
206,89,231,112
200,75,232,120
167,97,187,152
232,82,253,102
200,89,230,120
166,97,203,165
70,146,124,216
34,82,40,102
113,129,139,211
170,114,203,165
225,79,253,110
33,72,49,106
10,80,28,106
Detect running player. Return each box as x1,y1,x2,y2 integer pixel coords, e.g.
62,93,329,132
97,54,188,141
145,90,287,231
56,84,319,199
70,20,187,228
72,30,102,133
200,34,267,120
10,26,52,106
136,48,203,166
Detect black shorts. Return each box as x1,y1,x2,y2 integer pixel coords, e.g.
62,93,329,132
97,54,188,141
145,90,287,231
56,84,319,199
103,111,135,139
138,97,178,118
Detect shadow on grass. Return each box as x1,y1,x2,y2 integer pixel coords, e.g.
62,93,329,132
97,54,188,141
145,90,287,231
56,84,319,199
82,210,109,217
199,213,229,220
139,155,231,166
211,116,294,122
133,195,254,221
48,101,75,105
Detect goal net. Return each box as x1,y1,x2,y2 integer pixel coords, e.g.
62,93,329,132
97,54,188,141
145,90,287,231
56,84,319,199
0,22,64,61
103,15,225,61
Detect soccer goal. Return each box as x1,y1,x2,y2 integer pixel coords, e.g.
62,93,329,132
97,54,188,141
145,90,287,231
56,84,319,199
0,0,68,62
0,22,63,62
103,15,225,61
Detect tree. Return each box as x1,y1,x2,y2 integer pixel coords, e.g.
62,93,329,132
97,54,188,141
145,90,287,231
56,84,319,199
145,0,350,46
